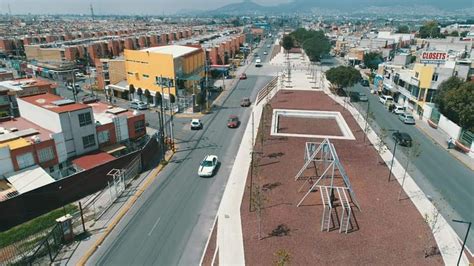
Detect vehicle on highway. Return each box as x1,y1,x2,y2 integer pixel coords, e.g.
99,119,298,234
360,79,369,87
263,51,268,55
75,72,85,79
266,44,271,48
239,73,247,80
392,131,413,147
240,97,251,107
198,155,218,177
190,118,203,130
392,104,405,115
399,113,416,125
227,115,240,128
379,94,394,105
255,58,262,67
129,101,148,110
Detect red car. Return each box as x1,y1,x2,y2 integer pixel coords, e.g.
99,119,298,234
239,73,247,80
227,115,239,128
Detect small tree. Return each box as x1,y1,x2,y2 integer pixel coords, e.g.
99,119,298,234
326,66,361,95
144,89,151,104
274,249,291,266
363,52,383,71
154,93,162,107
136,88,143,101
398,142,422,200
281,35,294,53
250,185,266,240
396,25,410,33
129,84,135,101
375,128,388,164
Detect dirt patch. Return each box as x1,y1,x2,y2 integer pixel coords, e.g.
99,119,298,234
240,91,443,265
278,116,343,136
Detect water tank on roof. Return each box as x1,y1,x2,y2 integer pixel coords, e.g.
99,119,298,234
31,135,41,143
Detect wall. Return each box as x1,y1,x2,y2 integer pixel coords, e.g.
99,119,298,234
0,137,160,231
438,114,462,139
51,132,67,163
127,114,146,140
0,146,14,176
413,63,435,89
16,98,62,133
125,49,175,95
60,108,98,157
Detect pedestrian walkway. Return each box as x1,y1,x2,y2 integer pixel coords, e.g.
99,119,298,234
415,118,474,171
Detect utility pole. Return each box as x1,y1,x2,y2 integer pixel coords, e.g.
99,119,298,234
167,80,174,150
71,70,78,102
159,75,168,139
90,3,95,22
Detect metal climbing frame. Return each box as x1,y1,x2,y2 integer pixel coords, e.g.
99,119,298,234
320,186,333,232
337,187,352,234
295,138,361,210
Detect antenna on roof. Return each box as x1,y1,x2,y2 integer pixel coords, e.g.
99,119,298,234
90,3,95,22
8,3,12,19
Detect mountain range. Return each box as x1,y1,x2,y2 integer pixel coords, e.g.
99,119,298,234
198,0,473,15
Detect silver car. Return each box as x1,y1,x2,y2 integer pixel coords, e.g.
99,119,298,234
399,113,415,124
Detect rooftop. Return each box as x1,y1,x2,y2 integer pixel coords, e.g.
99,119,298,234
5,166,55,194
72,151,116,170
0,117,54,149
0,78,57,92
19,93,89,114
142,45,200,58
87,101,136,125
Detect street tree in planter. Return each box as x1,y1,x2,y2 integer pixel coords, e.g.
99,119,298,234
144,89,151,104
281,35,294,54
129,84,135,101
325,66,361,96
136,88,143,101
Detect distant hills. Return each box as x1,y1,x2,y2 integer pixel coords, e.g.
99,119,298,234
195,0,473,16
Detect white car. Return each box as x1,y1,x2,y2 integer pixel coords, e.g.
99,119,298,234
129,101,148,110
190,119,203,130
379,95,394,105
392,105,405,115
198,155,218,177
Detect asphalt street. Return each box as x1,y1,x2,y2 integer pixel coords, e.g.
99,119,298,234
89,39,277,265
349,84,474,251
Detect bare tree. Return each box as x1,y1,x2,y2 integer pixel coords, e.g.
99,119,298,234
250,185,267,240
363,111,374,144
423,204,442,258
398,142,422,200
274,249,291,266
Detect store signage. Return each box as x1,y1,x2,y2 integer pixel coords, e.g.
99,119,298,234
420,51,448,64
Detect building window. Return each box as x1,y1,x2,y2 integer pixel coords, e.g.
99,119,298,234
37,147,55,163
98,130,110,144
134,120,145,134
82,134,96,149
155,76,174,87
432,73,438,81
127,72,134,76
78,112,92,127
143,74,149,78
16,152,35,169
415,72,419,78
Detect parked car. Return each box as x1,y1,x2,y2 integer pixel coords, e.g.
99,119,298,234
75,72,85,79
239,73,247,80
255,58,262,67
392,105,405,115
379,94,394,105
349,91,368,102
398,113,416,124
392,131,412,147
266,44,271,48
227,115,240,128
263,51,268,55
190,119,203,130
240,97,251,107
129,101,148,110
198,155,218,177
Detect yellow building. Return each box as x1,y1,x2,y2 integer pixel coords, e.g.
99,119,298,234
124,45,205,105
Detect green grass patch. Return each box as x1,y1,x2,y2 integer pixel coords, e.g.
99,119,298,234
0,204,78,249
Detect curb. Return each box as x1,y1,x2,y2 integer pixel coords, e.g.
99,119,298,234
77,151,175,266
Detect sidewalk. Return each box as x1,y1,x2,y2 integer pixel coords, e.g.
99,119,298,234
415,117,474,171
52,150,173,265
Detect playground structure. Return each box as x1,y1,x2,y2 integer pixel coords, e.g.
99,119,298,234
295,138,360,233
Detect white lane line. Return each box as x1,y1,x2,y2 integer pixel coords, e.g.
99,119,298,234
147,217,161,236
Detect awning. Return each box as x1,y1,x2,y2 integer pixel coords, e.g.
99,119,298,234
6,166,55,194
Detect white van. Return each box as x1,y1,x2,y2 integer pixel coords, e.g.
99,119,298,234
255,58,262,67
379,95,394,105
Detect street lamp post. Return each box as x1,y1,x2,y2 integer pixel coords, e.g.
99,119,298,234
363,100,371,143
387,129,399,182
452,219,471,266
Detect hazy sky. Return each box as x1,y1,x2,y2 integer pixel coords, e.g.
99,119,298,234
1,0,291,15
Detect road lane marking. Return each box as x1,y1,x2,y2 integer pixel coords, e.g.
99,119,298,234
148,217,161,236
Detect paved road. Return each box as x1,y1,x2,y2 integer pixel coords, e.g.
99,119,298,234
89,39,277,265
349,84,474,251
